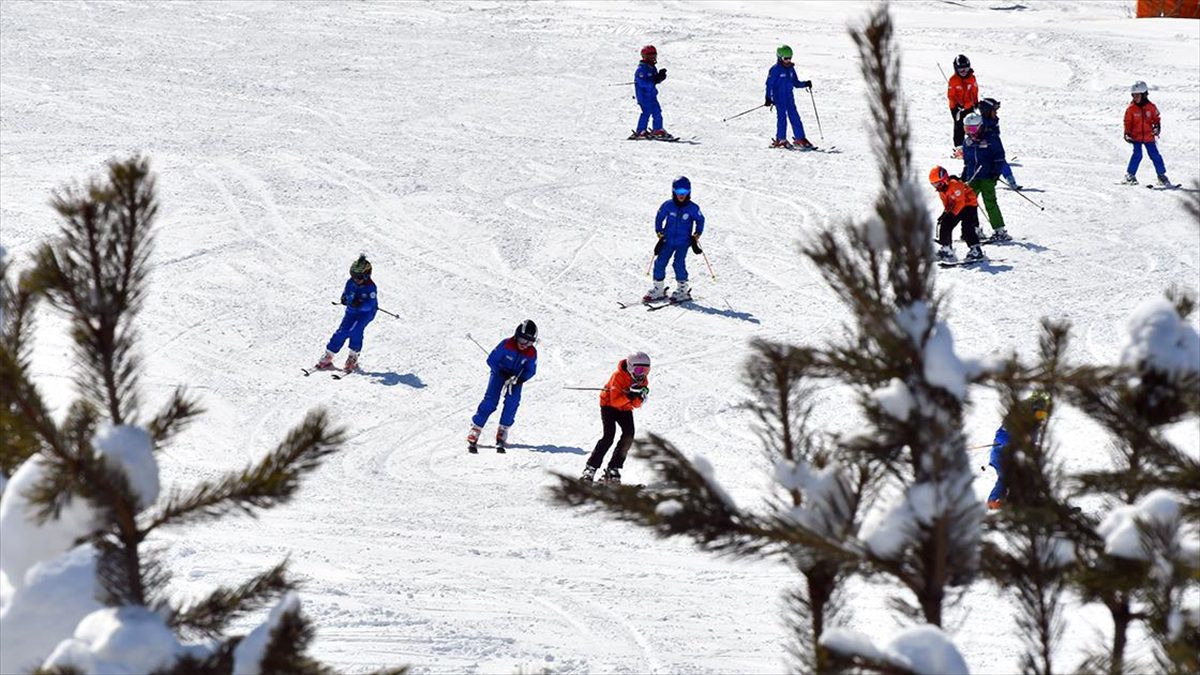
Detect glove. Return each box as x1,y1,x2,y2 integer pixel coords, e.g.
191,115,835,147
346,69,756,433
765,96,773,108
654,236,664,255
952,105,963,121
798,80,812,89
1152,124,1161,137
690,235,703,255
628,385,648,402
504,375,519,396
655,68,667,83
1123,133,1133,144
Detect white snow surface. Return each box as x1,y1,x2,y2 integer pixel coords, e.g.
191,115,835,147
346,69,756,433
821,624,969,675
1121,297,1200,376
93,424,160,510
43,605,184,675
1,1,1198,672
232,591,301,675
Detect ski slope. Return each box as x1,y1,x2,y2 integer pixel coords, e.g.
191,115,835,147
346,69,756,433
2,1,1198,672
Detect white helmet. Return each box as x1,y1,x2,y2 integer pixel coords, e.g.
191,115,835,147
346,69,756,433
626,351,651,372
1130,80,1148,94
963,111,983,129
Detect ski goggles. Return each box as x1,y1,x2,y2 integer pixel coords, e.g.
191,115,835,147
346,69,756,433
516,337,536,349
673,187,691,196
631,365,649,377
351,272,370,281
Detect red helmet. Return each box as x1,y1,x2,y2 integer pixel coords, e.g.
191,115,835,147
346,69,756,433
928,166,950,188
640,45,657,59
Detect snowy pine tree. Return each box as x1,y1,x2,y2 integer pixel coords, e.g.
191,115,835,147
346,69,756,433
0,157,406,675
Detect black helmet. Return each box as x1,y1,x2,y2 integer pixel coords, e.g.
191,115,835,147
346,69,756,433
978,97,1000,116
953,54,971,70
514,319,538,344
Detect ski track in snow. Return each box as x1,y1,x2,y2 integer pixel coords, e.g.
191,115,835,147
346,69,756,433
2,1,1198,673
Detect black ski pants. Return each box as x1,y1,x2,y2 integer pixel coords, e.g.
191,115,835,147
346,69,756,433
588,406,635,470
937,206,981,247
952,108,965,148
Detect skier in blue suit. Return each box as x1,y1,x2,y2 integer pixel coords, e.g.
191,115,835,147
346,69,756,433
468,320,539,453
987,392,1050,509
631,45,671,140
765,44,813,149
315,254,377,373
644,176,705,304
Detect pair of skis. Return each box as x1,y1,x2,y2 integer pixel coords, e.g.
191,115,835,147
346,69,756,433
617,292,698,311
301,364,355,379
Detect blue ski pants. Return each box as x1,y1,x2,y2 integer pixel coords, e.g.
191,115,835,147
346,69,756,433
988,446,1006,503
775,101,805,140
1127,142,1166,177
652,242,690,282
326,313,374,353
1000,161,1017,185
637,99,663,134
472,370,525,428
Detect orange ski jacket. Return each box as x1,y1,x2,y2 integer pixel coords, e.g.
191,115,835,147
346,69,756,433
938,178,978,215
947,72,978,111
600,361,647,411
1124,100,1161,143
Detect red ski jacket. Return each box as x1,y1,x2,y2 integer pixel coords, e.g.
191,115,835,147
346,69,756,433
947,72,978,111
1124,100,1161,143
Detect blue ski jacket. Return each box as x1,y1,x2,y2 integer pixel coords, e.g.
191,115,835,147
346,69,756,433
964,119,1007,182
655,198,706,247
634,61,659,107
339,278,378,320
487,338,538,383
765,60,809,105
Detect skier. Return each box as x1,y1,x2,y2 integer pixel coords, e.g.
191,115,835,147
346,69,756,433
315,254,377,373
929,166,985,263
987,392,1050,509
962,103,1011,243
630,45,673,141
946,54,978,159
645,176,705,303
1123,81,1172,187
467,320,538,454
764,45,814,149
581,352,651,486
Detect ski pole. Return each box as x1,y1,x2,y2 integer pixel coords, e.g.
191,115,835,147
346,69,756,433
701,251,717,281
606,81,635,86
722,103,767,123
563,386,609,391
807,88,824,141
937,62,949,83
1010,187,1046,211
645,253,655,277
331,301,398,319
465,333,489,355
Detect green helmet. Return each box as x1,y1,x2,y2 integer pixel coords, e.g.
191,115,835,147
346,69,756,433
350,254,372,278
776,44,793,59
1027,391,1050,411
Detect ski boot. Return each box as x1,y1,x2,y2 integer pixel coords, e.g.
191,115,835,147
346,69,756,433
467,424,481,454
627,130,649,140
342,350,359,373
315,350,335,370
1157,173,1173,187
643,280,667,303
964,245,986,263
1122,173,1138,185
987,228,1012,244
599,467,621,486
770,138,793,149
1004,177,1023,191
670,281,691,303
936,244,956,262
792,137,815,150
495,425,509,454
987,499,1003,510
650,129,677,141
580,465,597,483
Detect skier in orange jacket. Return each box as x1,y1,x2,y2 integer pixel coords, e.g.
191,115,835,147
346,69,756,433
581,352,651,486
1122,81,1172,187
930,166,984,264
947,54,978,158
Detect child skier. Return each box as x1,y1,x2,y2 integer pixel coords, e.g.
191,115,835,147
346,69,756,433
581,352,651,486
929,166,985,263
987,392,1050,509
316,254,377,373
630,45,672,140
765,45,814,149
468,320,538,454
962,103,1011,243
946,54,978,159
645,176,705,303
1123,81,1173,187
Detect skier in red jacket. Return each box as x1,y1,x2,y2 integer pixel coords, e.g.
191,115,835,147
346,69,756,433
1123,81,1172,187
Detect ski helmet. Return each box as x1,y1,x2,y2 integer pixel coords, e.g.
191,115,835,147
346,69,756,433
626,351,651,378
641,45,657,60
928,166,950,187
514,319,538,345
963,111,983,133
953,54,971,70
1028,391,1051,418
349,254,372,279
776,44,793,59
1130,80,1148,95
978,97,1000,116
672,175,691,196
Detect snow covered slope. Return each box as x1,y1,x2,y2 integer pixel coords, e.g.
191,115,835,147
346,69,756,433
2,1,1197,672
